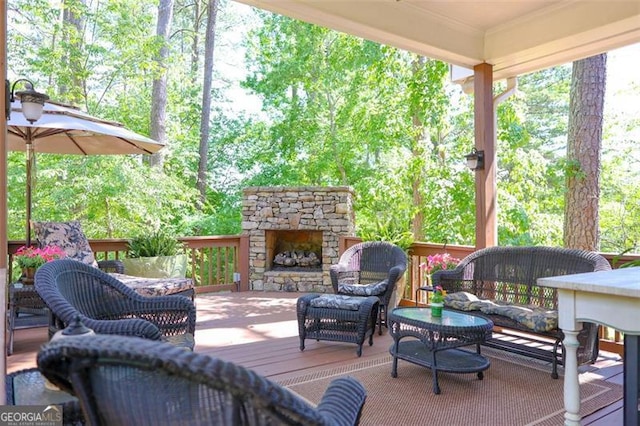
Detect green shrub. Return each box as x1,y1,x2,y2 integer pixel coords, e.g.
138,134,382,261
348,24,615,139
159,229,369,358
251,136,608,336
127,230,183,258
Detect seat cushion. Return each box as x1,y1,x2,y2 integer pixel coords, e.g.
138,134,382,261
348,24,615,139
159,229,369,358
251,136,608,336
309,294,366,311
163,333,195,350
444,291,491,311
32,221,98,268
480,304,558,332
444,291,558,332
110,273,194,297
338,280,388,296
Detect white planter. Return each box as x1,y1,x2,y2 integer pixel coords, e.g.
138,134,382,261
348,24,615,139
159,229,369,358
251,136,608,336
122,254,188,278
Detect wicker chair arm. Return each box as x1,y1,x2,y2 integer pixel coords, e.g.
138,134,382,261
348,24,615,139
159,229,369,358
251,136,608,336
316,376,366,426
386,264,406,284
431,267,464,289
98,296,196,336
70,314,162,340
376,263,406,306
97,259,124,273
329,264,356,292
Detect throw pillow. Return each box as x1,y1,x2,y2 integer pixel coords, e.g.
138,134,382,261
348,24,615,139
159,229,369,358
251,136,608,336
32,220,98,268
338,280,388,296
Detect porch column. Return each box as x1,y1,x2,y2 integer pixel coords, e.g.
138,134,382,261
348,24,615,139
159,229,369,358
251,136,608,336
473,63,497,249
1,0,8,403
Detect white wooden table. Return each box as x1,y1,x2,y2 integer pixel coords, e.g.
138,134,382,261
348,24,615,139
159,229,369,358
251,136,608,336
538,267,640,426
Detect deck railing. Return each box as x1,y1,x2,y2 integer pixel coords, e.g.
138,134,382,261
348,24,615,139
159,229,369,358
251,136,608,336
8,235,637,354
8,235,250,293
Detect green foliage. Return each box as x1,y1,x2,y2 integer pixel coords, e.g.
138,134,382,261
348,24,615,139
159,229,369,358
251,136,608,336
127,230,183,258
612,248,640,268
619,259,640,268
6,2,640,257
358,217,414,251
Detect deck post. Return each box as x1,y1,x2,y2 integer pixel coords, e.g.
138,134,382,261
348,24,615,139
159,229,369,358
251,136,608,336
1,0,8,402
239,234,250,291
473,63,497,249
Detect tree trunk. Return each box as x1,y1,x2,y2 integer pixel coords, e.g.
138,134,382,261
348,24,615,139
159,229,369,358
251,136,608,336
60,0,86,104
411,55,426,241
196,0,219,208
563,54,607,251
191,0,201,83
149,0,174,168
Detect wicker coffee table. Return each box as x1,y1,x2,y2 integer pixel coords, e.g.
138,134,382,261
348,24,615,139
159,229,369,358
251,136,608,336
389,307,493,394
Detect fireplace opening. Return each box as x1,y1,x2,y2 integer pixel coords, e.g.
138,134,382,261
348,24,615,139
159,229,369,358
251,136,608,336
266,230,323,272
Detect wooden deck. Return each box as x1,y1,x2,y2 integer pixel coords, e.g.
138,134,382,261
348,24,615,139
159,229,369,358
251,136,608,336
7,291,626,425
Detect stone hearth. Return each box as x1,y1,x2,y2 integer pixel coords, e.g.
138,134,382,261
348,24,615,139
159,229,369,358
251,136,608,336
242,186,355,292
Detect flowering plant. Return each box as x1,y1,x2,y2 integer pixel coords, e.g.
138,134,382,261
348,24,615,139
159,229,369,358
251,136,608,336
419,253,461,277
14,246,66,269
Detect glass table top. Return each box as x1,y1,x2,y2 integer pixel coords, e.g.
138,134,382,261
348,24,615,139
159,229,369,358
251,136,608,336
391,307,491,327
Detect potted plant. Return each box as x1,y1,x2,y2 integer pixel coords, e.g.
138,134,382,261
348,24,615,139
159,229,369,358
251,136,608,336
122,230,188,278
419,253,461,286
417,253,460,308
14,245,66,285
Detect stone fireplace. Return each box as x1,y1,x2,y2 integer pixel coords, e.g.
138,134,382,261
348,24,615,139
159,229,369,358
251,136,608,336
242,186,355,292
267,230,323,271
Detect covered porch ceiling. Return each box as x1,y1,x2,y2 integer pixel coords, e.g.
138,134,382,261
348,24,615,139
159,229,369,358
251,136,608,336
235,0,640,80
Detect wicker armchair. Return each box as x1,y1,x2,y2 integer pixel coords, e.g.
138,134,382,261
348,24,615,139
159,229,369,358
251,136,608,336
35,259,196,349
7,221,123,355
330,241,407,334
432,245,611,378
37,335,367,426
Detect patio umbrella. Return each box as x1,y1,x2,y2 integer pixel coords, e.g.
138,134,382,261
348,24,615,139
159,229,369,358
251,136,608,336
7,100,164,246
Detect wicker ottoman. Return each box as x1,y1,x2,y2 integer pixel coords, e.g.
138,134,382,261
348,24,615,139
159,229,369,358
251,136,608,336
297,294,379,357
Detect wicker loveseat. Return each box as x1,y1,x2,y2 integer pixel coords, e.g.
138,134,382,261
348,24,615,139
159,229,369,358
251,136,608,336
432,246,611,378
37,335,367,426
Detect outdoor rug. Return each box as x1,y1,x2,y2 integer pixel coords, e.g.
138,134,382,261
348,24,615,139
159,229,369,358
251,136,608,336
278,350,622,425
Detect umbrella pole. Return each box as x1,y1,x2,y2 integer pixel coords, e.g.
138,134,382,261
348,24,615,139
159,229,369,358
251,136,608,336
25,134,33,247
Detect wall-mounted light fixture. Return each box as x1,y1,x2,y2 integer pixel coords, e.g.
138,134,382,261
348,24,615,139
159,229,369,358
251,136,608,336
5,78,49,123
465,148,484,171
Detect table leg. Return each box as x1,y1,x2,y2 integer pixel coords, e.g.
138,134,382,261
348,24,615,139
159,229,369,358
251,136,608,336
623,334,640,425
430,351,440,394
391,338,399,378
562,329,581,425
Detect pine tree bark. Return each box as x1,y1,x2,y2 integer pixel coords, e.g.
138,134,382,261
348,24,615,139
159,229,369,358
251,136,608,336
190,0,202,83
60,0,86,104
411,55,425,241
563,54,606,251
196,0,218,208
149,0,174,168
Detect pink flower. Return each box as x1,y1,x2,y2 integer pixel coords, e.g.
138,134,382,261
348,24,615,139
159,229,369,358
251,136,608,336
15,245,66,269
419,253,461,275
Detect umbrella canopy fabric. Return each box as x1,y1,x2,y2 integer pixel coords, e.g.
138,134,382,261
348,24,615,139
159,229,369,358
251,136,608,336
7,100,164,245
7,100,164,155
